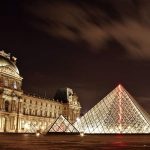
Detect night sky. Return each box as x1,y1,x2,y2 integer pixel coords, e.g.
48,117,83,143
0,0,150,114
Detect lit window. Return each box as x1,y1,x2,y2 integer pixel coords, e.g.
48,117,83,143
13,81,17,89
45,111,47,117
4,79,8,87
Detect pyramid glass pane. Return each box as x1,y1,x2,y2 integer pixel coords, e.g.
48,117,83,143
48,115,79,133
74,85,150,134
24,122,37,133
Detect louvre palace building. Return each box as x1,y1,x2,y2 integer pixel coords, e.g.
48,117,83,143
0,50,81,133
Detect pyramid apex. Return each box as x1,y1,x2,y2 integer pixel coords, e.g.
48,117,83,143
118,84,123,87
117,84,125,91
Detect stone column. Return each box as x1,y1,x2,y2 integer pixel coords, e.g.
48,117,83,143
0,99,5,111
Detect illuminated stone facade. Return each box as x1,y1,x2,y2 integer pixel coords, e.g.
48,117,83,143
0,50,81,133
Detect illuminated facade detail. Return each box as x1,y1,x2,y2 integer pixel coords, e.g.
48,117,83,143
46,115,79,133
74,85,150,134
0,50,81,133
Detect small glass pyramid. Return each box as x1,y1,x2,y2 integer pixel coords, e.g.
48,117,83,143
48,115,79,133
24,122,37,133
74,85,150,134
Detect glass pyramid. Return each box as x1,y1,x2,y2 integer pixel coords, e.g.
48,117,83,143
48,115,79,133
24,122,37,133
74,85,150,134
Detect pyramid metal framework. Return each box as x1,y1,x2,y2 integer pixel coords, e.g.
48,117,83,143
48,115,79,133
74,85,150,134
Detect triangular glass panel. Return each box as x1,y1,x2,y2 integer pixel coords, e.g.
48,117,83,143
74,84,150,134
48,115,79,133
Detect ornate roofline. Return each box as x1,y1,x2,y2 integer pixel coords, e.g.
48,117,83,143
0,50,11,59
0,50,17,64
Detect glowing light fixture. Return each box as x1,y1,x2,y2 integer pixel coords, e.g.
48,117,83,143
80,132,84,137
76,117,80,122
24,123,30,129
36,132,40,136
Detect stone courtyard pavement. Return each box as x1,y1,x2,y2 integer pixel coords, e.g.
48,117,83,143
0,134,150,150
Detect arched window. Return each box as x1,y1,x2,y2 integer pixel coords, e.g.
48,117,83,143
4,79,8,87
44,111,47,117
17,82,20,90
13,81,17,89
5,101,9,112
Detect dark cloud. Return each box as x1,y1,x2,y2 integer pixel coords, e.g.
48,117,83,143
24,0,150,59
